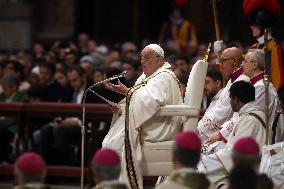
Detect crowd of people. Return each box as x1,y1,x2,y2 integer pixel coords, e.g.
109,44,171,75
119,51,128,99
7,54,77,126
1,1,284,189
0,29,284,188
0,29,216,165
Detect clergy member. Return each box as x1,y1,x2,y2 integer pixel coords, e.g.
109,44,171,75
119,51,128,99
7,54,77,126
156,131,211,189
197,47,249,142
228,137,273,189
232,137,261,170
220,137,261,189
102,44,183,189
14,152,49,189
205,49,278,146
90,148,128,189
198,81,266,185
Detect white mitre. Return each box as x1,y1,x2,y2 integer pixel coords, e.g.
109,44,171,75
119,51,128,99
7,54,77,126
145,44,164,57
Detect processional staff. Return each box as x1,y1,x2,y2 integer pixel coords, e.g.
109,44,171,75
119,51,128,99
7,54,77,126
212,0,220,41
211,0,226,87
263,29,271,145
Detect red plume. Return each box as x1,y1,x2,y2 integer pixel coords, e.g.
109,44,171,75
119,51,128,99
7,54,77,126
243,0,280,17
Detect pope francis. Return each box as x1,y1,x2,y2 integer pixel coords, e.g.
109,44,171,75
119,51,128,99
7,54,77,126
102,44,183,189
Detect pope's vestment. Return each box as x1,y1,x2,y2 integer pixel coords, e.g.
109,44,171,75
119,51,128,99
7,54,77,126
103,62,183,189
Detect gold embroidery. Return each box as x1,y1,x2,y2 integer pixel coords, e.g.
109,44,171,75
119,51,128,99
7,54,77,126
125,81,147,189
137,127,143,145
124,70,182,189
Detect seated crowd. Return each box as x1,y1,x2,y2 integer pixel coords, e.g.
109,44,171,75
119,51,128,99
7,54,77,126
0,31,284,189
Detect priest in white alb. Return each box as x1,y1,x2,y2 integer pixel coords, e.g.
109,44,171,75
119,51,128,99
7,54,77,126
205,49,278,146
197,45,250,143
198,81,266,185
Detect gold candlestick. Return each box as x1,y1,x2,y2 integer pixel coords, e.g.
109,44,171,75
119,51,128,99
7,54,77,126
203,43,212,62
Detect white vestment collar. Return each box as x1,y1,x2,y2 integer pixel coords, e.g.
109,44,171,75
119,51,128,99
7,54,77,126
239,101,260,115
141,62,172,80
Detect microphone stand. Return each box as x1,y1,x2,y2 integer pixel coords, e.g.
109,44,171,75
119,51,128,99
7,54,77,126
80,71,127,189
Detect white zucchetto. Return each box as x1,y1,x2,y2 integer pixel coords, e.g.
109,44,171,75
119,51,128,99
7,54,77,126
145,44,164,58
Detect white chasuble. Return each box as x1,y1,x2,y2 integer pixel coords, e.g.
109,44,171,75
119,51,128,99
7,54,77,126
103,62,183,189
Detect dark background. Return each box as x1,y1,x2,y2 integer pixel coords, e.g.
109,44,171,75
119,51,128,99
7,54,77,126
0,0,283,50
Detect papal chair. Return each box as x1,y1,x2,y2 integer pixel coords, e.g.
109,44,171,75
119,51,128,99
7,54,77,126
141,59,208,176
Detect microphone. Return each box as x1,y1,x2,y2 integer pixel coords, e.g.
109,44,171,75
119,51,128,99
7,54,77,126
85,71,127,92
81,72,126,188
104,70,127,83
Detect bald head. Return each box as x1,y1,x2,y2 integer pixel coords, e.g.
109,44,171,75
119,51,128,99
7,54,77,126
221,47,243,78
222,47,243,64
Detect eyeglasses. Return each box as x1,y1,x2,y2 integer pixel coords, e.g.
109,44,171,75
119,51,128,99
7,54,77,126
242,60,256,64
220,58,238,64
139,55,160,61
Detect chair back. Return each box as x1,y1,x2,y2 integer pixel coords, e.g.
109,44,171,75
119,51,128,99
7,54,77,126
183,60,208,131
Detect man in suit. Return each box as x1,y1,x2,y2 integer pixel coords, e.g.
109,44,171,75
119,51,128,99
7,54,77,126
39,65,96,165
38,62,65,102
0,74,28,163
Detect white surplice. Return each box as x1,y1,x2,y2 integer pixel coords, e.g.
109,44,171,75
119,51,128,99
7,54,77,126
274,114,284,143
202,73,279,156
259,141,284,189
197,67,250,142
198,102,266,183
219,73,279,143
102,62,183,189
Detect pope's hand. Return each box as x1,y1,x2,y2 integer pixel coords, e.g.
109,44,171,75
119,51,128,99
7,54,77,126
213,40,224,55
105,79,128,96
204,131,222,144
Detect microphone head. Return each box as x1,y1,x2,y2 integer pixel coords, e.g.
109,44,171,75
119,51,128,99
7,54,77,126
122,71,127,77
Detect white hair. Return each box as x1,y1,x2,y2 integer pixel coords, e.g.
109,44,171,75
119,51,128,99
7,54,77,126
248,49,265,70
